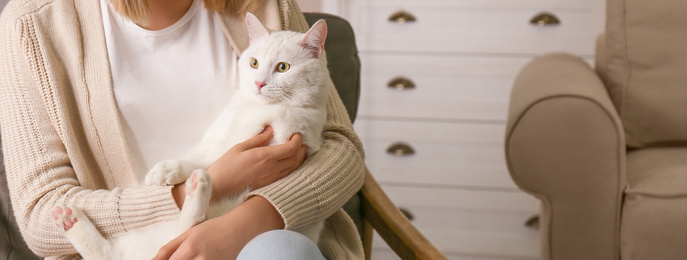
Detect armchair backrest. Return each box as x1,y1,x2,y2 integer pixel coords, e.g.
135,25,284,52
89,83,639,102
302,12,364,238
598,0,687,148
303,13,360,124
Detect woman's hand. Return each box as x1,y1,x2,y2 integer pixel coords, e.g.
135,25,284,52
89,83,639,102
171,126,306,208
153,196,285,260
207,126,307,201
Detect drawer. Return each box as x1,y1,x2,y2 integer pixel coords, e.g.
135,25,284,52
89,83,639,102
354,119,515,189
375,185,541,258
343,0,604,55
357,53,529,121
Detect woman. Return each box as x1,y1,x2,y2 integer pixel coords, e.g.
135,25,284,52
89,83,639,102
0,0,365,259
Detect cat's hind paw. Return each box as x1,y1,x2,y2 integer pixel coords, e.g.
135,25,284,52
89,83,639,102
52,203,82,232
145,160,190,186
52,204,113,259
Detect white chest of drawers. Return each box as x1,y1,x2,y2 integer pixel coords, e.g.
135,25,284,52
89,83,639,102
322,0,605,259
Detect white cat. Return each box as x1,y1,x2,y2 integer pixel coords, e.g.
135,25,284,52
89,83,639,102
51,13,331,260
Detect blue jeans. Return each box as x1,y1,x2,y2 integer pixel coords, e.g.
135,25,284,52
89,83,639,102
236,230,326,260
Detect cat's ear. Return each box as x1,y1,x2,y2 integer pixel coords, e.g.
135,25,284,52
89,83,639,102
246,12,270,44
299,20,327,58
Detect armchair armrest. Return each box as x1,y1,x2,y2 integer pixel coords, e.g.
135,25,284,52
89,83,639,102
505,53,626,260
360,169,447,260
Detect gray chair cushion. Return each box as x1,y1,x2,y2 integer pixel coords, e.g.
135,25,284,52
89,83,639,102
1,142,40,260
303,13,364,238
303,13,360,123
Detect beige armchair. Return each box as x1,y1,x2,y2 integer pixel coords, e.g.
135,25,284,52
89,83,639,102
505,0,687,260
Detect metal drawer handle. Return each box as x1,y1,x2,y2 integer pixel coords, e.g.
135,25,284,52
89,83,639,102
530,12,560,27
388,10,416,24
399,207,415,221
387,77,416,90
386,142,415,156
525,215,540,230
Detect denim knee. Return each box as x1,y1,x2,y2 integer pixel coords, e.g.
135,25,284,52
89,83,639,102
236,230,325,260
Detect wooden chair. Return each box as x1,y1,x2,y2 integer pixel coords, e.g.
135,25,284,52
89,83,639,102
303,13,446,260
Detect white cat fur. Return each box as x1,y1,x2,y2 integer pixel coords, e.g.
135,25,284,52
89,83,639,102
53,13,331,260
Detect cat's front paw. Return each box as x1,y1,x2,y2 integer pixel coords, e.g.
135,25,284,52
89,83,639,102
186,169,212,199
176,169,213,233
145,160,190,186
52,203,82,232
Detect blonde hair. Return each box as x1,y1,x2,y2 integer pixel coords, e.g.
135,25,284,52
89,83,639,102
109,0,265,26
203,0,264,15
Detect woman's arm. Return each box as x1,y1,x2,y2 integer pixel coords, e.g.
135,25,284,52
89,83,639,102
249,81,366,231
0,5,181,257
155,128,309,259
153,84,364,260
154,196,283,260
171,128,307,208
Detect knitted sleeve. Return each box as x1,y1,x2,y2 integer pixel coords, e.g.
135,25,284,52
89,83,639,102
247,0,366,232
0,3,179,257
248,83,366,231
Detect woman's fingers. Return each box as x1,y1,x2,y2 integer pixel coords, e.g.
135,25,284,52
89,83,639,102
152,232,186,260
210,130,307,192
250,139,306,189
276,144,307,177
267,133,304,160
235,126,274,151
290,144,307,166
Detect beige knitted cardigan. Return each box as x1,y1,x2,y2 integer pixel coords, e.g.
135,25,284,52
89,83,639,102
0,0,365,259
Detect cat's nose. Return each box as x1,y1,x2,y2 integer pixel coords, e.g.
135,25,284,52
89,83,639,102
255,81,266,91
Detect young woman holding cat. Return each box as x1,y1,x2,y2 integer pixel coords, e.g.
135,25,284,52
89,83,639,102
0,0,365,259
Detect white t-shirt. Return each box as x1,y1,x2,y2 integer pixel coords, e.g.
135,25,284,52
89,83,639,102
100,0,236,183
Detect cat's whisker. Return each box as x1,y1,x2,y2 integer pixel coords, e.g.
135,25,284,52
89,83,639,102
302,94,322,109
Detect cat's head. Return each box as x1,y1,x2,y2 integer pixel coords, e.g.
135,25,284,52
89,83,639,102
237,13,330,107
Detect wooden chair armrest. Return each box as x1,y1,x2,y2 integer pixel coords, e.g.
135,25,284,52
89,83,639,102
360,168,447,260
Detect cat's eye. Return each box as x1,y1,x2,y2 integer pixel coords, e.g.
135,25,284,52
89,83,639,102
250,58,259,69
276,62,290,72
